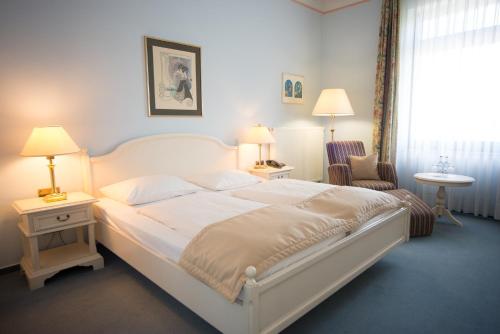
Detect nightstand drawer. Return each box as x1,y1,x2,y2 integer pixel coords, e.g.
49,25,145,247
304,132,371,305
271,173,289,180
31,206,91,232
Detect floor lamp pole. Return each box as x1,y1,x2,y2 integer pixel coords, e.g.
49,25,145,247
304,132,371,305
330,114,335,142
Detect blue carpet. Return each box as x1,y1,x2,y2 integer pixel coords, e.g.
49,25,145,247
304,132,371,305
0,214,499,334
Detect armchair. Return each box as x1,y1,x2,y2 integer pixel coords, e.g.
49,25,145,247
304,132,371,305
326,141,398,191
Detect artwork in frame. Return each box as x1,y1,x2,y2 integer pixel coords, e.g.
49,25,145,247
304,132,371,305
145,36,202,116
282,73,304,104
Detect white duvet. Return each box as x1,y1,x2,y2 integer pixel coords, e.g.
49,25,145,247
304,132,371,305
137,192,267,239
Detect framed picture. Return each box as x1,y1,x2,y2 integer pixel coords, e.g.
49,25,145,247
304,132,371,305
282,73,304,104
145,36,202,116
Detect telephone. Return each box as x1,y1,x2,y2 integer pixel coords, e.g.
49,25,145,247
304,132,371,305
266,160,286,169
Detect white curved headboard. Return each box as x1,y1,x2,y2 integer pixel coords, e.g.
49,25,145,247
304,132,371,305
82,134,238,196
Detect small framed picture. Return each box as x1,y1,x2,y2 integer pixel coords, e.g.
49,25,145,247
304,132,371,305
282,73,304,104
145,36,202,116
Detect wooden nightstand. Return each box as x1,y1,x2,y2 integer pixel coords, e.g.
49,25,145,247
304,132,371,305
249,165,294,180
12,192,104,290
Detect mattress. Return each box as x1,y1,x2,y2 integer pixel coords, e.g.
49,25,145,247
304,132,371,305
94,187,398,280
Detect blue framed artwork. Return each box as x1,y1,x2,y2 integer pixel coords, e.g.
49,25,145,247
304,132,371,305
282,73,304,104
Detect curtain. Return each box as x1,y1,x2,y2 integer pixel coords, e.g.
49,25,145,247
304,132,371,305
397,0,500,219
372,0,400,163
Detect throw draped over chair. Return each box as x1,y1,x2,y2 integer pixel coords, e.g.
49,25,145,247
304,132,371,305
326,141,398,191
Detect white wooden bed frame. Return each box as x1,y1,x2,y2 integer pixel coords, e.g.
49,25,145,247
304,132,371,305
82,133,410,334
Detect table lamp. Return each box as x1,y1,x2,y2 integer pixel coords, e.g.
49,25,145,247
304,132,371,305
312,89,355,142
20,126,80,202
242,124,276,169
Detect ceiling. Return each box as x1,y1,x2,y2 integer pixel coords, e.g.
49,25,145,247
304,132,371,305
293,0,369,14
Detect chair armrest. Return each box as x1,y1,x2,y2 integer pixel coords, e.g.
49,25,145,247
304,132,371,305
377,162,399,188
328,164,352,186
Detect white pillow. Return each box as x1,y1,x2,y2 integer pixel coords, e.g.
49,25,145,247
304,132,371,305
187,170,261,191
100,175,203,205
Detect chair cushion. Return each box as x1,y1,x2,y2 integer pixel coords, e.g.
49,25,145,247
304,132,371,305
349,154,381,180
352,180,396,191
384,188,435,237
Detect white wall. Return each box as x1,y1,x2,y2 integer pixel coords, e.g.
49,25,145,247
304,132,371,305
320,0,381,152
0,0,323,268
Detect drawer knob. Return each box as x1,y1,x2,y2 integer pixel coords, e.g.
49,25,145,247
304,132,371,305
56,214,71,222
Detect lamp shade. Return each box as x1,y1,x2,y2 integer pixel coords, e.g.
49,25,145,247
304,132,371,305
241,125,276,144
20,126,80,157
312,89,354,116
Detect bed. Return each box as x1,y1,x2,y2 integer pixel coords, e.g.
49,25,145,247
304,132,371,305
82,133,410,334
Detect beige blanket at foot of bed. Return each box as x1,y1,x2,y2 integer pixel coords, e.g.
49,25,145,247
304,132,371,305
180,187,402,302
179,205,355,302
297,186,402,222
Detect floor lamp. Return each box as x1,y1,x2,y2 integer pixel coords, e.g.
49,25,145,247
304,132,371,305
312,89,355,142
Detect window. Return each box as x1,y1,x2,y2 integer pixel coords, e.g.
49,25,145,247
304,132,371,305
397,0,500,218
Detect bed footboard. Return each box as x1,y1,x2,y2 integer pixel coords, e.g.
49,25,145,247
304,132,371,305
242,207,410,334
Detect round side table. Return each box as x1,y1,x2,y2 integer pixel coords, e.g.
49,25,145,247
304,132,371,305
414,173,475,226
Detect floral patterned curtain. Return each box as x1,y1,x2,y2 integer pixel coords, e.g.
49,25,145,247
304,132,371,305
372,0,399,163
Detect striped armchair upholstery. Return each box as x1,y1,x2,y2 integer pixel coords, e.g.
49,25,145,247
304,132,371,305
326,141,398,190
327,141,366,164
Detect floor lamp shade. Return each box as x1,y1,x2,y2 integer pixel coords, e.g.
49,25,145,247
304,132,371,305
312,89,354,141
312,89,354,116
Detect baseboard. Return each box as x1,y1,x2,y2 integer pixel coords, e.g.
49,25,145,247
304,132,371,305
0,263,20,275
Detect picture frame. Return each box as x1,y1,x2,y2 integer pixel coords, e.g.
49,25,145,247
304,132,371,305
282,73,304,104
145,36,202,116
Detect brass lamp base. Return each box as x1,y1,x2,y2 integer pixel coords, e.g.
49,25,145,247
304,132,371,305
37,156,67,202
38,187,61,197
43,192,67,203
254,144,268,169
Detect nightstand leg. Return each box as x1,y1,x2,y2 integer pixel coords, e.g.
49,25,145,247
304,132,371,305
90,256,104,271
21,234,30,262
28,236,40,271
76,226,85,244
88,224,97,254
28,275,48,290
